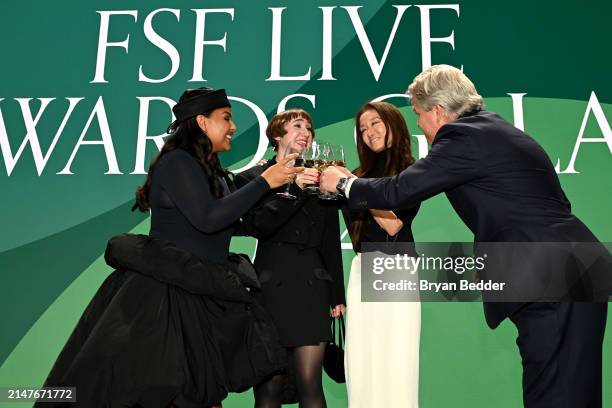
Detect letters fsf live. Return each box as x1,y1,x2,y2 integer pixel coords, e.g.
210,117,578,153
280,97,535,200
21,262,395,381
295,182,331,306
91,5,460,83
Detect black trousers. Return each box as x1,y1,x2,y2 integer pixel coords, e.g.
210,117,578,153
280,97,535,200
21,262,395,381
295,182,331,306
509,302,608,408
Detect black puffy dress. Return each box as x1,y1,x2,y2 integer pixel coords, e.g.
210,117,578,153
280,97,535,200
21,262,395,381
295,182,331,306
37,149,286,407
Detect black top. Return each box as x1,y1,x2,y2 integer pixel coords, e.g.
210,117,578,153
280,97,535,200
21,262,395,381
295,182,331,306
343,150,419,253
148,149,270,262
234,157,345,306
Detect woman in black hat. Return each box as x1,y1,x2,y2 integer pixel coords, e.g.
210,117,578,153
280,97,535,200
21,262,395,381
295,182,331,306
37,87,301,408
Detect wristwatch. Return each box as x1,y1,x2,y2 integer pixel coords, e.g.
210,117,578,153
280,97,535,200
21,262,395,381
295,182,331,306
336,177,352,197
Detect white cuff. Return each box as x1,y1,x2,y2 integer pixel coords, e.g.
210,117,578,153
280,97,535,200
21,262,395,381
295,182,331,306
344,177,357,198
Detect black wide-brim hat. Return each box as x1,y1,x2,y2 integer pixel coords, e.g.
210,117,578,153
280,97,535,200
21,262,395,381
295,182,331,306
168,88,231,131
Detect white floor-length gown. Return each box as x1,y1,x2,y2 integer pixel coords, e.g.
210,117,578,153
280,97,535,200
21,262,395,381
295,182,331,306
344,253,421,407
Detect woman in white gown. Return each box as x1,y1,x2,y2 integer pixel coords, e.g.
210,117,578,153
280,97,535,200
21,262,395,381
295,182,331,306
342,101,421,407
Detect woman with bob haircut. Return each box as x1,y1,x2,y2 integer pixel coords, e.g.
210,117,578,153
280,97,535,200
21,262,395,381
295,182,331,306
37,87,302,408
235,109,346,408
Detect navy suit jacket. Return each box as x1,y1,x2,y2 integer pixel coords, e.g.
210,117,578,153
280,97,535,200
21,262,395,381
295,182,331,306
348,110,605,327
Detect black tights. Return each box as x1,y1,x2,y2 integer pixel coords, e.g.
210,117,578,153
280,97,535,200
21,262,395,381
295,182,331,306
254,342,327,408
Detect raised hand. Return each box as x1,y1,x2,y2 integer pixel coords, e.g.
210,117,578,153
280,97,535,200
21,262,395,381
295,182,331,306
295,168,319,190
261,153,304,189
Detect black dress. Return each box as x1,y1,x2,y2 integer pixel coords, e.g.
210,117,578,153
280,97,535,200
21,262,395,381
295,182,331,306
37,149,287,407
234,157,346,347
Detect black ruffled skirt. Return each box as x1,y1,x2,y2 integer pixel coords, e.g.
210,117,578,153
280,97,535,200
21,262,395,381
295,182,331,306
36,234,286,407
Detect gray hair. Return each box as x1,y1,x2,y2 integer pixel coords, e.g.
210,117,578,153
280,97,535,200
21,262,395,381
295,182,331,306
407,65,484,116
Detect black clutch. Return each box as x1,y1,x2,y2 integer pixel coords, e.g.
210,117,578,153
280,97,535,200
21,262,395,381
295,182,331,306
324,315,346,383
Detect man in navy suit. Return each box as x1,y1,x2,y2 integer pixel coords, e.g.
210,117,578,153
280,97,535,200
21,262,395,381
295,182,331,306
321,65,609,407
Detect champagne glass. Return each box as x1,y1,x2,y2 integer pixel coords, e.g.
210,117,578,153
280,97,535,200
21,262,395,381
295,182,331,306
318,143,338,200
304,142,320,194
318,144,345,200
276,141,302,200
332,145,346,199
331,144,345,168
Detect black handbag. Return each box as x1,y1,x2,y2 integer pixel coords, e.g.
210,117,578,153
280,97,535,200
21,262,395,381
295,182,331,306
324,315,346,383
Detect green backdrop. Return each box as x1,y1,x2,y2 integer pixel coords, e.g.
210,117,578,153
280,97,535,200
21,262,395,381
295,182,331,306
1,1,610,406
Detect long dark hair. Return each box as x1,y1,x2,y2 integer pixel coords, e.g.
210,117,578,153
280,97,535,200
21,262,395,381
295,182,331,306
350,101,415,247
132,88,230,212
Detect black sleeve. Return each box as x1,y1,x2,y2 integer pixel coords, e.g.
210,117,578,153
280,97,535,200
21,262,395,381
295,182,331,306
348,126,481,211
322,205,346,306
234,170,312,240
157,150,270,234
